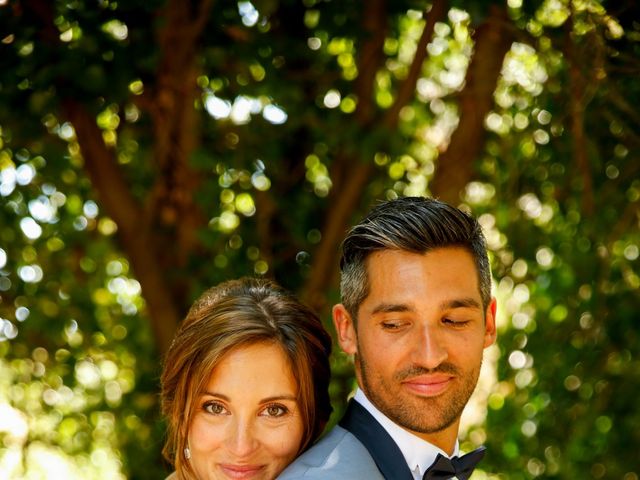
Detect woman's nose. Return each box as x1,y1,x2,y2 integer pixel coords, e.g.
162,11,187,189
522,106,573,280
226,418,259,457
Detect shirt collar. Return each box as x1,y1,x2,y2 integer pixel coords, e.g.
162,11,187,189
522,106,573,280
354,388,459,479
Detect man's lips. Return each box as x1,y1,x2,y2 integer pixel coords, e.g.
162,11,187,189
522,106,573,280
219,463,265,479
401,375,453,396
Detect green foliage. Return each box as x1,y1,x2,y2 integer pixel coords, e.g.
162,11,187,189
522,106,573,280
1,0,639,478
474,2,640,477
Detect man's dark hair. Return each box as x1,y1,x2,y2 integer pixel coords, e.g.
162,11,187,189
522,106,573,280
339,196,491,318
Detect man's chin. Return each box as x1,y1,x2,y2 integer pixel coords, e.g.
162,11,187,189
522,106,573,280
382,393,461,433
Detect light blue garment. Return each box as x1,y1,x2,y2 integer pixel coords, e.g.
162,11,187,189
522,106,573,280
278,425,385,479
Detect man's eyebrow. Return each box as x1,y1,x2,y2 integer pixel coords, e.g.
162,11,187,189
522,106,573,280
370,303,414,315
440,298,482,310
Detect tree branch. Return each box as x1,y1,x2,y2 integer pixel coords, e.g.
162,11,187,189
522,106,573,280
302,0,389,311
430,4,515,204
384,0,447,128
352,0,388,126
303,0,448,311
62,100,180,354
566,9,595,216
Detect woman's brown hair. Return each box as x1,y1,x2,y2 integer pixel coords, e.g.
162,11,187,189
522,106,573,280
160,277,332,479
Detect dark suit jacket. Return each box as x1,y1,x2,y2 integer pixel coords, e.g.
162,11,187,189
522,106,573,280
278,400,413,479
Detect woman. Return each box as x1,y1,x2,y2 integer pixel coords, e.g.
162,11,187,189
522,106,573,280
161,277,332,480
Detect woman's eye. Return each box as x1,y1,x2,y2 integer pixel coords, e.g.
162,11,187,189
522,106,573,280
262,404,288,418
203,401,227,415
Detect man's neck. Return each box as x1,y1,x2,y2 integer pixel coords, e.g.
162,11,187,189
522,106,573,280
353,388,459,457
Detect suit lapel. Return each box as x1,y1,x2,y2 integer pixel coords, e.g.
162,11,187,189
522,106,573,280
339,400,414,480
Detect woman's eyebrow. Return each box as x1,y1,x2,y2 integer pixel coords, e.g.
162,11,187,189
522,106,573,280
201,391,229,399
200,392,297,402
260,395,297,403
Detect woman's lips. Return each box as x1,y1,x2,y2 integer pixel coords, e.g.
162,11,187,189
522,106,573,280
219,463,265,479
401,375,453,396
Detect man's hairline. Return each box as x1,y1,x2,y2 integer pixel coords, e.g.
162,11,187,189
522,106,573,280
345,245,490,328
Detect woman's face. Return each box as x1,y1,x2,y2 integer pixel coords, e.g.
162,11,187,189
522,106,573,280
187,341,304,480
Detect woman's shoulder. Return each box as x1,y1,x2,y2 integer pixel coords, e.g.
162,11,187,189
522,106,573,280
165,472,178,480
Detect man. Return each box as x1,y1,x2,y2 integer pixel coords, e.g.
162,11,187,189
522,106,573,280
279,196,497,480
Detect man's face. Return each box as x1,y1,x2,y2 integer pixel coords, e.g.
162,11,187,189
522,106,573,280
334,247,496,445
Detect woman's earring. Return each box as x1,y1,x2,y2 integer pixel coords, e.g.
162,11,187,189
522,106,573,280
184,447,191,460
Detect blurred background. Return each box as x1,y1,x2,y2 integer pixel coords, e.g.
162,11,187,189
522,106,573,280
0,0,638,478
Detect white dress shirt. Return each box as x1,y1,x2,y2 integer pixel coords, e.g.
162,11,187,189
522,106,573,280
354,389,460,480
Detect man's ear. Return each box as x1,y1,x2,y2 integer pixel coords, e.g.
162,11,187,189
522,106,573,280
483,297,498,348
333,304,357,355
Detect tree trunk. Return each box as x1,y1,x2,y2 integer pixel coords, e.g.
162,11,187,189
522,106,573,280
145,0,215,311
64,0,215,354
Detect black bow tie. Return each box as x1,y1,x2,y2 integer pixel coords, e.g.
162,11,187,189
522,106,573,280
422,446,486,480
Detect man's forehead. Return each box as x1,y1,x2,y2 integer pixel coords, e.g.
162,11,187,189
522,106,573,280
360,248,483,309
366,297,482,315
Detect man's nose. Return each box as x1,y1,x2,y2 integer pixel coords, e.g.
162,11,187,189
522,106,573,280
227,418,259,457
412,324,448,369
